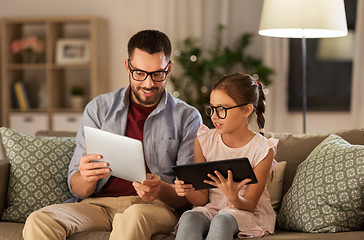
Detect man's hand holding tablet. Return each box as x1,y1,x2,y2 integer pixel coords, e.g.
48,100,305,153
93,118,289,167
84,126,147,183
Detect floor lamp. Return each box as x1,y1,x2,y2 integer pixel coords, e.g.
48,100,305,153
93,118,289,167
258,0,348,133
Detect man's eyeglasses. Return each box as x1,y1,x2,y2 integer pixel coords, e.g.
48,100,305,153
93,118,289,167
203,103,249,119
128,60,171,82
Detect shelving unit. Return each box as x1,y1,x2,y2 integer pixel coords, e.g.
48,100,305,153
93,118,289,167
1,16,108,135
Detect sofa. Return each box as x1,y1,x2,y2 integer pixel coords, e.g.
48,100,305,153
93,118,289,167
0,128,363,240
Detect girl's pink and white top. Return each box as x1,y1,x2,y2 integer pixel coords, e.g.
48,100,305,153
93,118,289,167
188,124,278,238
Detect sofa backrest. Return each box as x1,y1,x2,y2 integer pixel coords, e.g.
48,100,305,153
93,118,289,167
35,130,77,137
0,160,9,218
266,129,364,198
38,129,364,200
1,129,363,217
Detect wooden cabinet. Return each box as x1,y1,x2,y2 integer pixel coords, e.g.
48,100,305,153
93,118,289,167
52,112,83,132
1,16,108,134
9,112,48,136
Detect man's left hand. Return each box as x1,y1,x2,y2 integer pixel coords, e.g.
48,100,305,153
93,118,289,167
132,173,161,201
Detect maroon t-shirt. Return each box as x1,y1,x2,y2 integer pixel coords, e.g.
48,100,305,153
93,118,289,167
92,100,155,197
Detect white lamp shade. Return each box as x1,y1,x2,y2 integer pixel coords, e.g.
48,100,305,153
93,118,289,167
259,0,348,38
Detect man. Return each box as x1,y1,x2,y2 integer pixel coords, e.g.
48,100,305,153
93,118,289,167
23,30,202,240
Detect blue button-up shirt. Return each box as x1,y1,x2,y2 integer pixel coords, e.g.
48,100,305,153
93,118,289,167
67,87,202,197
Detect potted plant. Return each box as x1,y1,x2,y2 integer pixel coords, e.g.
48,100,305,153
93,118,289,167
170,25,273,125
11,36,44,63
70,85,85,109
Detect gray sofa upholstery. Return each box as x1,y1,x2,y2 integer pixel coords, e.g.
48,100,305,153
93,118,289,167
1,129,363,240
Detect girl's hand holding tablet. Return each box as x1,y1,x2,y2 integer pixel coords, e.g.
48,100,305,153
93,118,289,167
174,179,195,197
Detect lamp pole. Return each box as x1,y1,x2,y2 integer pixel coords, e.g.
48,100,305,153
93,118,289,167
302,35,307,133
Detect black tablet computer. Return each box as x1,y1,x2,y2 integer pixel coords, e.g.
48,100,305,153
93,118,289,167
172,158,258,190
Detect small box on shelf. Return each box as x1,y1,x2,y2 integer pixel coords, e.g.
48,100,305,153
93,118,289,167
9,112,48,136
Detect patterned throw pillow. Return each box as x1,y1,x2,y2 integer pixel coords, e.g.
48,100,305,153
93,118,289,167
0,127,75,223
277,134,364,233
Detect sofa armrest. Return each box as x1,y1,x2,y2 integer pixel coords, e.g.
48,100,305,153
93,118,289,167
0,159,10,217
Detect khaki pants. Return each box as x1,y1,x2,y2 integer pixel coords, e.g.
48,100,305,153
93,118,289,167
23,196,177,240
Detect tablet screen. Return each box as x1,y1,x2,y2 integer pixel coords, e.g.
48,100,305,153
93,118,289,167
84,126,147,183
172,158,257,190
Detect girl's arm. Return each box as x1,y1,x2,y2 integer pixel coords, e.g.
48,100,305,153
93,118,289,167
206,148,274,212
174,138,209,206
231,148,274,212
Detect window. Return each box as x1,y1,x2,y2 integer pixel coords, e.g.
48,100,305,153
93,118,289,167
288,0,356,111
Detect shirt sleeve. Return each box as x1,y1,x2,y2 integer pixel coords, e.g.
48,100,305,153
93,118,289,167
196,124,209,145
175,108,203,167
252,137,279,172
67,97,107,197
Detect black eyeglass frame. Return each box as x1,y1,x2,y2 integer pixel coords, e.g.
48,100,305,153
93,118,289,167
203,102,250,119
127,59,171,82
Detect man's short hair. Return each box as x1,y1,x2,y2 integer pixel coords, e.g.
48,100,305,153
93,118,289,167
127,30,172,60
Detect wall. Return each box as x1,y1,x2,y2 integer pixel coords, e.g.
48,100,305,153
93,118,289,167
0,0,358,134
0,0,263,90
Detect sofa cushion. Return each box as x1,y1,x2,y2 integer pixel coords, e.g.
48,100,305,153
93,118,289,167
277,134,364,233
0,161,10,218
265,129,364,199
266,161,286,212
0,127,75,223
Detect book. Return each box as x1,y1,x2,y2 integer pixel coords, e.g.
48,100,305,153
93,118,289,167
11,83,19,109
13,81,30,111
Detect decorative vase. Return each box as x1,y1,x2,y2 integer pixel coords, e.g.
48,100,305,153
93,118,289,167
21,51,39,63
70,96,85,109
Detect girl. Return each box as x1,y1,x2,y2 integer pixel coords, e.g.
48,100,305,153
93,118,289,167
174,73,278,239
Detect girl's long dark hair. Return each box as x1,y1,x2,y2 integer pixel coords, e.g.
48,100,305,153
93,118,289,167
213,73,266,135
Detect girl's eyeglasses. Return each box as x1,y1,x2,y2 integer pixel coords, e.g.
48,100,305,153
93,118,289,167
203,103,249,119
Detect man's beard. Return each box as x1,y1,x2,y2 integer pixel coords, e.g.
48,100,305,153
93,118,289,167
129,76,165,106
131,87,162,106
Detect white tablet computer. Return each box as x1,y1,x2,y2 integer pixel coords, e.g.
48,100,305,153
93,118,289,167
84,126,147,183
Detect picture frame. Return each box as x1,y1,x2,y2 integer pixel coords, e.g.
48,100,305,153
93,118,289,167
56,39,90,64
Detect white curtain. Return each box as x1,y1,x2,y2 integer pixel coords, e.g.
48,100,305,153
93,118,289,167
263,38,290,133
148,0,231,50
147,0,232,92
351,0,364,128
